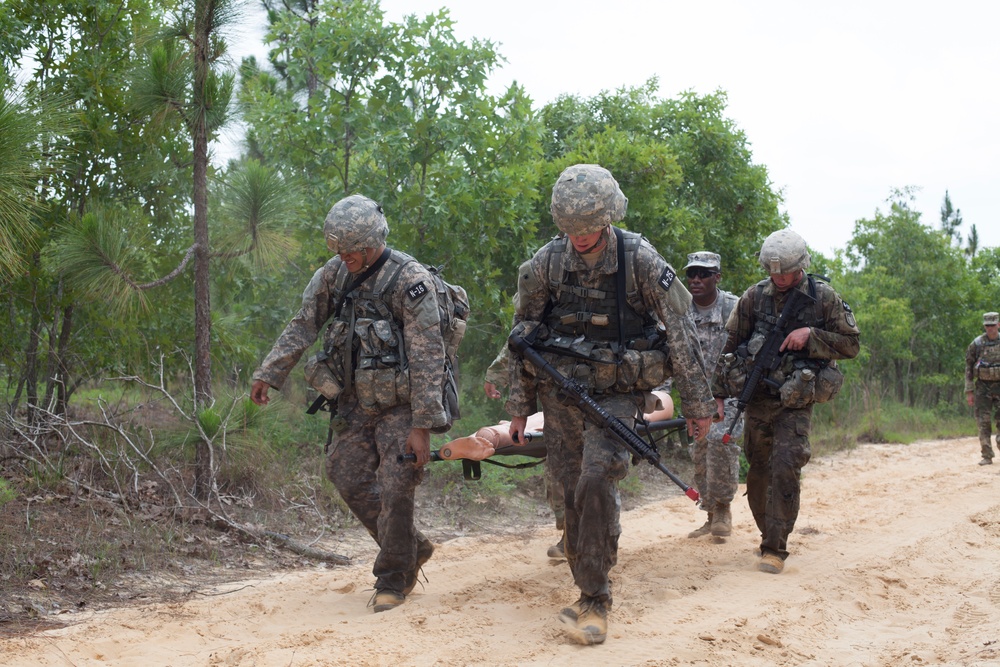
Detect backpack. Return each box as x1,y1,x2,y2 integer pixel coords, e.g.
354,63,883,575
338,254,469,433
423,265,470,432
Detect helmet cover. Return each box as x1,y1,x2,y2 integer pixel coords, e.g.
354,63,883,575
323,195,389,254
757,229,811,274
550,164,628,235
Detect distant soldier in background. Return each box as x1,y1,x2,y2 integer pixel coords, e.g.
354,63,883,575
965,311,1000,465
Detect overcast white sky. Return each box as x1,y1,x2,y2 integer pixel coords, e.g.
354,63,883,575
229,0,1000,256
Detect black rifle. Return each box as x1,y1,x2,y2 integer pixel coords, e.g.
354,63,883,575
722,284,816,444
508,333,699,502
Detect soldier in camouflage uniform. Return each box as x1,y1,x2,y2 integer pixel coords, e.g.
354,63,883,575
677,252,743,542
965,312,1000,465
250,195,447,613
711,230,859,574
505,164,717,645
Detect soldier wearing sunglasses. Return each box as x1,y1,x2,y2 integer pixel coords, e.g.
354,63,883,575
679,252,742,542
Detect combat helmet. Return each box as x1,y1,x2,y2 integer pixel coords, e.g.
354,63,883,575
323,195,389,254
757,229,811,274
550,164,628,235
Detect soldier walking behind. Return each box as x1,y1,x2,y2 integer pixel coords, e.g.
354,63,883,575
676,252,743,542
711,230,859,574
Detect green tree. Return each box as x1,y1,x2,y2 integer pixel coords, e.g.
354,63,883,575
939,190,963,243
843,188,976,406
132,0,239,411
238,0,542,375
535,81,786,291
0,0,185,419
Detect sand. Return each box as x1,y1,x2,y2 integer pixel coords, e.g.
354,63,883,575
3,436,1000,667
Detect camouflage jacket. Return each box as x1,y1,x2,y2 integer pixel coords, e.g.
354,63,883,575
711,274,860,397
252,251,448,430
691,289,739,369
505,229,716,420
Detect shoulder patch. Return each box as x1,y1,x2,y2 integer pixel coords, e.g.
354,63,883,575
842,299,856,328
406,281,429,301
657,266,677,292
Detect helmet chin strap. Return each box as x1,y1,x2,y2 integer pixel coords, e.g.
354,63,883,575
359,248,373,272
577,227,609,254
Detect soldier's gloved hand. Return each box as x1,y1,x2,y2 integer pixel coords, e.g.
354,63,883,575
406,428,431,467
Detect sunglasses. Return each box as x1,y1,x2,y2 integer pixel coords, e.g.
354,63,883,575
685,268,718,280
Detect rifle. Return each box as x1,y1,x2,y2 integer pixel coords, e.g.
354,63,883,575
721,284,816,444
508,333,699,502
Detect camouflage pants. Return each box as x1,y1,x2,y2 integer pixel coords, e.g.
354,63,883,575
688,397,742,512
324,401,432,593
743,394,813,561
539,386,641,602
974,381,1000,460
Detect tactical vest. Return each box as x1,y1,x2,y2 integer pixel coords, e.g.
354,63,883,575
309,250,415,415
739,274,848,407
529,230,666,393
976,336,1000,382
750,276,821,344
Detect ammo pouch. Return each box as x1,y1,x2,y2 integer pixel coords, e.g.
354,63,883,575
779,368,816,409
352,317,410,412
303,351,344,401
615,349,668,392
813,362,845,403
720,351,748,397
304,319,352,400
524,328,666,394
354,366,410,412
978,364,1000,382
779,362,844,408
528,346,617,394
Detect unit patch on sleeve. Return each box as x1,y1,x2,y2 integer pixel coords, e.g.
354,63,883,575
407,281,429,301
657,266,676,292
842,300,856,328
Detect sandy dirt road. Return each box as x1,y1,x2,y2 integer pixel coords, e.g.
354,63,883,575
3,436,1000,667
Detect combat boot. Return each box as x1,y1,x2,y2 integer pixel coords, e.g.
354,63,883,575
402,539,435,596
559,596,608,645
687,513,713,538
711,505,732,538
979,458,993,466
558,597,583,625
547,536,566,559
758,552,784,574
371,589,405,613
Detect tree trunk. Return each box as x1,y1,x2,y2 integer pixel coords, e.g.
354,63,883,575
23,256,42,425
55,303,75,415
41,282,62,414
192,0,215,500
